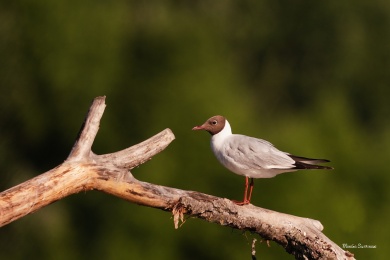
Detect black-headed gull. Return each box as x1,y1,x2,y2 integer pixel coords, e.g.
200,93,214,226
192,115,333,205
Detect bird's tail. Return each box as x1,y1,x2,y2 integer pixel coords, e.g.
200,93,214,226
289,155,334,170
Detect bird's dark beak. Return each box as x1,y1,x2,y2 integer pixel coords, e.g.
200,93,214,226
192,125,204,131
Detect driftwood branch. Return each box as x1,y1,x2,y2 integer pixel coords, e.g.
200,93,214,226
0,96,355,260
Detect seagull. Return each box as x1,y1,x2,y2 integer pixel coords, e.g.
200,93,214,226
192,115,333,205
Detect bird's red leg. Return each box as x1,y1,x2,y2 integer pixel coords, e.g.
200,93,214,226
232,176,250,205
247,178,254,203
243,176,249,203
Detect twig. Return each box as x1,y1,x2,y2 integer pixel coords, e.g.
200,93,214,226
252,238,257,260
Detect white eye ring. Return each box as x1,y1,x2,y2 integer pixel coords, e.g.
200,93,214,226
212,120,217,125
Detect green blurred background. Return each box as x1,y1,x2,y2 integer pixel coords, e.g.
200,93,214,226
1,1,389,259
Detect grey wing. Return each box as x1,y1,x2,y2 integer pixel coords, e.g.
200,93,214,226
223,135,295,170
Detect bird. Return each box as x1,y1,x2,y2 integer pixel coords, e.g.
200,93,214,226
192,115,333,205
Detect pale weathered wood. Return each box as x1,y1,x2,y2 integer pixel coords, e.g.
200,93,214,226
0,96,355,260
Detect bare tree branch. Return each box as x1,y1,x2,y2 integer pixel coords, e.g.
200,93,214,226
0,96,355,260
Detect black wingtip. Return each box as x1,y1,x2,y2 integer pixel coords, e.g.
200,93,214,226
294,161,334,170
288,154,333,170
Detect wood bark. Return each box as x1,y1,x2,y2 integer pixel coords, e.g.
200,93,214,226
0,96,355,260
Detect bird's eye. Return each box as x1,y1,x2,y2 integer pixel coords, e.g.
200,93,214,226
212,120,218,125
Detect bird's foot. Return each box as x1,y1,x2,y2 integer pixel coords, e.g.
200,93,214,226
231,199,250,206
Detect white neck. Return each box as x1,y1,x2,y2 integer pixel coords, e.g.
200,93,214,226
211,119,232,149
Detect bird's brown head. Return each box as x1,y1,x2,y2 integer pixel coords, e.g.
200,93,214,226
192,115,226,135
